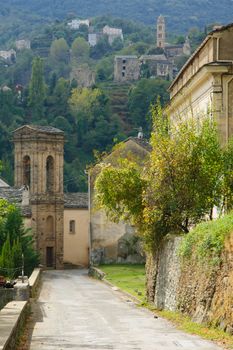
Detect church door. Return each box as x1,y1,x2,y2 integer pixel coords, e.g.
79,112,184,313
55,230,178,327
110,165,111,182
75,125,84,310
46,247,54,268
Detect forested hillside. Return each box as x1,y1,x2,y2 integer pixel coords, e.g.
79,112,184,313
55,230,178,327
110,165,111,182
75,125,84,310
0,16,175,192
0,0,232,33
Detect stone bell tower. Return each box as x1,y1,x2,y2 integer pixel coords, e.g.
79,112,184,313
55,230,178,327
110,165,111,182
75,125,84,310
13,125,64,269
157,15,165,49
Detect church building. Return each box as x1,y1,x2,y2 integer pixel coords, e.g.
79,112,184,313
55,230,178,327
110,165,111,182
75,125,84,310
0,125,89,269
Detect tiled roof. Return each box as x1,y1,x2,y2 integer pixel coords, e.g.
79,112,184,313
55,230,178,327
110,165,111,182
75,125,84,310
13,125,64,135
125,137,152,152
0,187,88,216
64,193,88,209
140,54,168,61
0,187,31,217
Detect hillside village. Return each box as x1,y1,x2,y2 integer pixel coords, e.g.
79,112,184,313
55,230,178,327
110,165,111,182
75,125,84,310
0,5,232,350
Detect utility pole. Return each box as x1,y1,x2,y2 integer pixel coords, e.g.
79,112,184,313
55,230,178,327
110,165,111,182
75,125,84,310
84,169,92,266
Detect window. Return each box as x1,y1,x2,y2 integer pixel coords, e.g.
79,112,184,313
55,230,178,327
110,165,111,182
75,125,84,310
23,155,30,187
46,216,54,235
46,156,54,192
122,71,125,77
122,59,126,64
69,220,75,234
159,25,162,30
158,33,162,38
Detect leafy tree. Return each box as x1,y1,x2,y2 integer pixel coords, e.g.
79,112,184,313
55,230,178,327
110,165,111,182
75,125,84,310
49,38,69,64
0,235,14,277
90,35,112,59
28,57,46,120
111,37,124,51
128,78,170,133
46,78,70,119
96,56,114,82
0,199,39,277
94,103,225,252
71,37,90,64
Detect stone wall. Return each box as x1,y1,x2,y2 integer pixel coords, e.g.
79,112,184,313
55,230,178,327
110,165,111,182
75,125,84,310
154,235,182,311
147,233,233,333
0,289,14,311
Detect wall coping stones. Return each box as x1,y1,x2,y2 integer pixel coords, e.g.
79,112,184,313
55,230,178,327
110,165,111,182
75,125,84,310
0,301,28,350
29,268,41,298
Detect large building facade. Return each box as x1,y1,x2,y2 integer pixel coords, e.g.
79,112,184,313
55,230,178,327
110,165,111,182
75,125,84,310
167,23,233,144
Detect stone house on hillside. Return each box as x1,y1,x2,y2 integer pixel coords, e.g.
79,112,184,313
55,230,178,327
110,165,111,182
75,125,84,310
90,136,151,265
114,56,140,82
0,125,89,269
114,54,173,82
15,40,31,51
103,25,123,45
140,54,173,80
0,49,16,64
67,19,90,30
166,23,233,144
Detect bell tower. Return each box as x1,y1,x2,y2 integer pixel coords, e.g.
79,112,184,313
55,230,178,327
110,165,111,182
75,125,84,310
157,15,165,49
13,125,64,269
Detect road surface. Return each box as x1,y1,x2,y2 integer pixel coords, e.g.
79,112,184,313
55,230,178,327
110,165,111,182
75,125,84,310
29,270,222,350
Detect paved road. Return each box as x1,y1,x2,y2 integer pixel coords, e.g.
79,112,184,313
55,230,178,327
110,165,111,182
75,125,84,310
29,270,222,350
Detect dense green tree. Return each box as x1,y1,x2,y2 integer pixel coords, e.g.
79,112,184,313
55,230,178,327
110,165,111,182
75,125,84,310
28,57,46,120
128,78,170,132
0,199,39,277
94,104,226,251
96,56,114,81
90,35,112,59
71,37,90,64
49,38,69,64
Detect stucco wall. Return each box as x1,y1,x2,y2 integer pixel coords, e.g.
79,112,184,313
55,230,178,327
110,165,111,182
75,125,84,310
91,209,142,264
64,209,89,267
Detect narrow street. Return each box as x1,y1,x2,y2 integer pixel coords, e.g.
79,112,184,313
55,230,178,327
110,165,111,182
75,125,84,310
29,270,222,350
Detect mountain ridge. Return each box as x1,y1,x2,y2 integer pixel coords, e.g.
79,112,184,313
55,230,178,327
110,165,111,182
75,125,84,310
0,0,232,32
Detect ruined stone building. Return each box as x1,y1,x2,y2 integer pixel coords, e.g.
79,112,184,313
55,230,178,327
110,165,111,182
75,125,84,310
140,54,173,80
114,53,173,82
0,125,89,269
167,23,233,144
114,56,141,82
0,49,16,64
15,40,31,51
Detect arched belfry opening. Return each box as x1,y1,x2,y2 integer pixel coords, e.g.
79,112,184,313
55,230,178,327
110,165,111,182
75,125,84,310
46,155,54,192
23,155,31,187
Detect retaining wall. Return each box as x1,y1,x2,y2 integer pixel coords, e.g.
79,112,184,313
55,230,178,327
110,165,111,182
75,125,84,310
0,301,29,350
147,233,233,334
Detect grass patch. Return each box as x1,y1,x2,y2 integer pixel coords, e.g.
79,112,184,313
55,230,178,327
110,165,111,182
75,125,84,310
179,211,233,266
99,264,146,301
156,310,233,350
